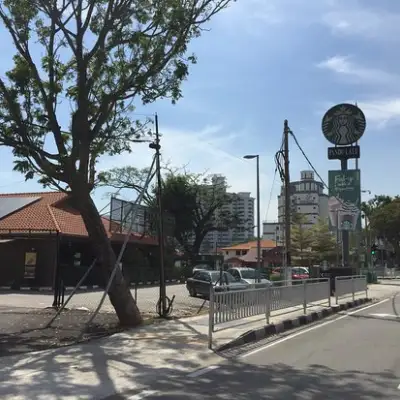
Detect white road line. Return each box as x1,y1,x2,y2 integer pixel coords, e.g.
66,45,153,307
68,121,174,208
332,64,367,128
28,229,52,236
127,390,160,399
397,383,400,390
370,313,400,318
187,365,219,378
241,298,390,359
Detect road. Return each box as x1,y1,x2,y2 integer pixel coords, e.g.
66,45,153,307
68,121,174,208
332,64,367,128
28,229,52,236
0,284,205,316
108,295,400,399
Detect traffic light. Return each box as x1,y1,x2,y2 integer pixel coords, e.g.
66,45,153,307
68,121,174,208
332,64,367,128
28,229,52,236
371,244,378,255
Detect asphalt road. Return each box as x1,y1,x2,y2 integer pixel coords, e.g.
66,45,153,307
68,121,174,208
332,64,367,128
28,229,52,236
109,295,400,399
0,284,205,316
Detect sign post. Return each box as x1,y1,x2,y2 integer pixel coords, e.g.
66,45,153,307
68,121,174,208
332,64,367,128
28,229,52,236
322,103,366,267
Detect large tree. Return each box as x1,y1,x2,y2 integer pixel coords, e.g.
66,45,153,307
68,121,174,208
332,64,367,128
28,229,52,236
0,0,233,326
102,167,243,261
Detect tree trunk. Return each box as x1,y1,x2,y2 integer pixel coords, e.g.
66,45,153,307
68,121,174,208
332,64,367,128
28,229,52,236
74,192,142,327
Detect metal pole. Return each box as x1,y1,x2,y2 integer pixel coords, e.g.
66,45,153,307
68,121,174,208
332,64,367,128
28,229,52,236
336,210,340,267
154,113,167,317
52,231,61,307
256,155,261,282
341,159,349,267
283,120,291,281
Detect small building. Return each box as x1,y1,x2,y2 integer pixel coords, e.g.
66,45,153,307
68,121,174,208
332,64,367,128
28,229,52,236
221,239,277,268
0,192,158,289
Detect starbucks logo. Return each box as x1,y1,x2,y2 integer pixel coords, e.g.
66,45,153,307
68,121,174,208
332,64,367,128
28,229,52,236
322,104,366,145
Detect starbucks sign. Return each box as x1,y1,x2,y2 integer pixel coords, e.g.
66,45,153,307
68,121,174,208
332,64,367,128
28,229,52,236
322,103,366,146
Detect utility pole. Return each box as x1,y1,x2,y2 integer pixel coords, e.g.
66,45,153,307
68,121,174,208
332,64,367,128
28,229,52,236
150,113,167,317
283,120,291,282
256,155,261,281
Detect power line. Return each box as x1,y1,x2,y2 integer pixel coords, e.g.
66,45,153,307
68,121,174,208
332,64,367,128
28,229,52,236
289,129,329,191
264,167,278,221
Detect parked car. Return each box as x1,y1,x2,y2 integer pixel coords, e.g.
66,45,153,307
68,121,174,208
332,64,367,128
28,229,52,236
192,264,213,274
292,267,309,280
226,267,272,286
186,270,247,298
271,266,309,281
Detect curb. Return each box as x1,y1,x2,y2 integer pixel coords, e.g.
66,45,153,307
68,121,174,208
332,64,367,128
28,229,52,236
0,280,184,292
217,298,372,352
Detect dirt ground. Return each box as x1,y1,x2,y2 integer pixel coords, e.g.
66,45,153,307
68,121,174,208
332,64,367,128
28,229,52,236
0,306,123,357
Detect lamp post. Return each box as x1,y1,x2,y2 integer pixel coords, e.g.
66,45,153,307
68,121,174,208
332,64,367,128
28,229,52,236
244,154,261,281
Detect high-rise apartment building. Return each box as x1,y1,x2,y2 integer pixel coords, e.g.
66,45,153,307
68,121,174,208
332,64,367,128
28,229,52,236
263,170,328,245
199,175,255,253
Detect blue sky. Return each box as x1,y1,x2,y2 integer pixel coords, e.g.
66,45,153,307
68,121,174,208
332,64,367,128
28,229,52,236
0,0,399,223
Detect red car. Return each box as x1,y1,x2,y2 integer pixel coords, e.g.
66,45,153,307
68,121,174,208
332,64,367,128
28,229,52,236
271,267,309,280
291,267,309,280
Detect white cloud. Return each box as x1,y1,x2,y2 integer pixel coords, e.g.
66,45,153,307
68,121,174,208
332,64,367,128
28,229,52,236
317,98,400,129
355,99,400,128
97,124,276,221
322,6,400,40
316,56,397,84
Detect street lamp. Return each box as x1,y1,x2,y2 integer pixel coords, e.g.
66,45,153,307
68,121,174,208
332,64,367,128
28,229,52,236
244,154,261,281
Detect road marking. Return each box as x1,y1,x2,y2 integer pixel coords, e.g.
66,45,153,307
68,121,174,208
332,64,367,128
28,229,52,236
187,365,219,378
241,298,390,359
127,390,160,399
398,383,400,390
370,313,400,318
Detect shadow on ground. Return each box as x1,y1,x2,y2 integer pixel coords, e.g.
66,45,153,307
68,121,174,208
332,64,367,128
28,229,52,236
0,312,397,400
115,362,399,400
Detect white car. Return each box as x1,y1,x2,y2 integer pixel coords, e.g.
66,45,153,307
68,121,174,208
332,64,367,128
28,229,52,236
227,267,272,286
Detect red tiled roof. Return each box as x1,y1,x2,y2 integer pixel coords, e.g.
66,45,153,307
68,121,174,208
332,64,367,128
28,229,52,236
0,191,157,245
221,239,276,251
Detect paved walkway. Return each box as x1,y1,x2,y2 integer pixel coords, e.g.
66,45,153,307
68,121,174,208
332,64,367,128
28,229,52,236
0,283,397,400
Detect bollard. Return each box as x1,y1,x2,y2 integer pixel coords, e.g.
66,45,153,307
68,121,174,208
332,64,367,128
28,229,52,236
134,283,138,302
335,277,339,305
303,280,307,314
266,286,271,324
208,283,214,350
352,277,355,302
328,279,331,307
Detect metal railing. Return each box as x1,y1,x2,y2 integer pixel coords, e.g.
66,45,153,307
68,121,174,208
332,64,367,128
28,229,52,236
208,278,330,349
335,275,368,304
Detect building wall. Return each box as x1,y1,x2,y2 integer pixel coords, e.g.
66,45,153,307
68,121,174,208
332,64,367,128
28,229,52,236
277,170,328,227
200,176,255,253
263,222,283,245
0,237,57,287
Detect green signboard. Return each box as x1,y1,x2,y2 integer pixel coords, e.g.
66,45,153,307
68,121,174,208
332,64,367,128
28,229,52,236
328,169,361,231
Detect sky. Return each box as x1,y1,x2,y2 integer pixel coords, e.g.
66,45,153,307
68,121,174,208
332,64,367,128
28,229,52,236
0,0,399,224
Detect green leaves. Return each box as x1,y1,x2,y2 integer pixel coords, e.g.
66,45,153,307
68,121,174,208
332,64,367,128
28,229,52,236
0,0,233,193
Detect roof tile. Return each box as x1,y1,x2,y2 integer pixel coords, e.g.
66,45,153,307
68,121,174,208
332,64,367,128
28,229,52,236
221,239,276,251
0,191,157,245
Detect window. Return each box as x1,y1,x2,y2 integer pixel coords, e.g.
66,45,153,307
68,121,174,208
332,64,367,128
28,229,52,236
235,250,241,256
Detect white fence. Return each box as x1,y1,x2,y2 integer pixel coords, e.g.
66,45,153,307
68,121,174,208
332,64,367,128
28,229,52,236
335,275,368,304
208,278,330,349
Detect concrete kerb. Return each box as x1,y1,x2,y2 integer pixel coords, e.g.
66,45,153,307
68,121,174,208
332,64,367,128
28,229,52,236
216,298,372,352
0,279,184,293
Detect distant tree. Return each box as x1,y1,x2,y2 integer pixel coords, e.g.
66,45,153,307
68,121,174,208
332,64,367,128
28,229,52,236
102,168,243,261
291,213,313,266
310,218,336,263
370,199,400,263
0,0,234,326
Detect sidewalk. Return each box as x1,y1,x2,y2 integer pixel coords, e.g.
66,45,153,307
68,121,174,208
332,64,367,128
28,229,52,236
0,283,397,400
